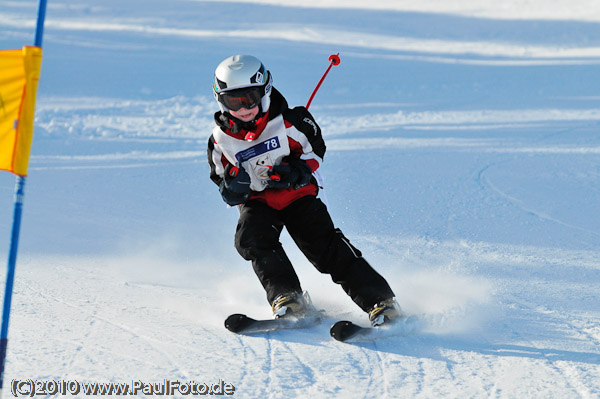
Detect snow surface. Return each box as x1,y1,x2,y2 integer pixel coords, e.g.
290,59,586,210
1,0,600,397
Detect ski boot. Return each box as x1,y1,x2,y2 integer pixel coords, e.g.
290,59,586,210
272,291,314,319
368,298,402,327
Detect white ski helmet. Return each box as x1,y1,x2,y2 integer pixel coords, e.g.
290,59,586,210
213,54,273,115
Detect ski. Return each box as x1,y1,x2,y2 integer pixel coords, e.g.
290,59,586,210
330,315,422,342
330,320,373,342
224,313,320,334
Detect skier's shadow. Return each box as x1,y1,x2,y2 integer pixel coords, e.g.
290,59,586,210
362,333,600,367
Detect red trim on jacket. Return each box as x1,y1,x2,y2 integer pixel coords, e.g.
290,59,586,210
248,184,318,210
288,137,303,156
222,111,270,141
304,159,319,172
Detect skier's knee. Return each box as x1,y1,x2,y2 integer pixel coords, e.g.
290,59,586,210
234,229,275,260
234,231,254,260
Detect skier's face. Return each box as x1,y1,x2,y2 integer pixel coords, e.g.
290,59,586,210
230,105,259,122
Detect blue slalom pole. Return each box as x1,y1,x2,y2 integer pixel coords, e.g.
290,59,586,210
0,179,26,393
0,0,47,395
34,0,48,47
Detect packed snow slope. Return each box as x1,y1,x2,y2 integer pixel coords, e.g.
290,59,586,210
1,1,600,398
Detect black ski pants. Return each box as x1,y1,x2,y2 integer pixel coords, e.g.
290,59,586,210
234,195,395,313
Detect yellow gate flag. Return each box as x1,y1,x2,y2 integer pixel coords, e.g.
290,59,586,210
0,46,43,176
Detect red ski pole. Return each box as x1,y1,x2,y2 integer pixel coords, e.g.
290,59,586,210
306,53,341,109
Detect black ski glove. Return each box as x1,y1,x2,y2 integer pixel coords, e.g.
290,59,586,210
219,163,251,206
267,156,313,190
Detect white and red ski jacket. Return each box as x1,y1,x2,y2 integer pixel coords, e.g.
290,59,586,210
208,88,326,210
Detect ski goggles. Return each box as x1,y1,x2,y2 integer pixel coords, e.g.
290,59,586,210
218,87,262,111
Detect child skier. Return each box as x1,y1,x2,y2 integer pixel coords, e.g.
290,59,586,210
207,54,400,326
